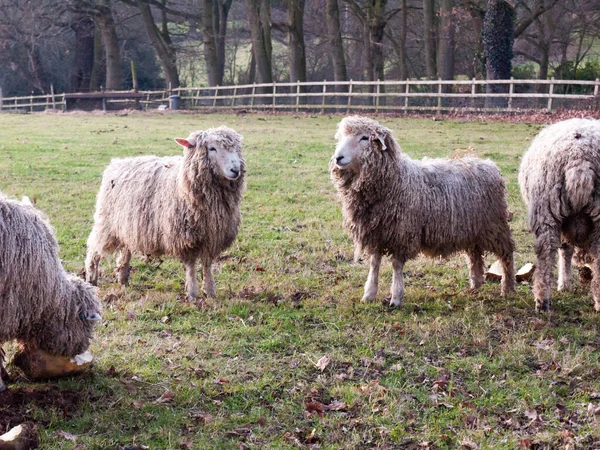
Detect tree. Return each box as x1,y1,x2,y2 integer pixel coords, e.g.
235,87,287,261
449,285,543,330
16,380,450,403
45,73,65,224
437,0,456,87
423,0,436,79
325,0,348,88
138,0,180,88
286,0,307,85
483,0,514,107
202,0,233,86
245,0,273,87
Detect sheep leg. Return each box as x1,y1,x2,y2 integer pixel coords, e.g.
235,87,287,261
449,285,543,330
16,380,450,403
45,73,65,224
500,250,516,296
85,250,102,286
0,347,6,392
184,260,199,300
202,261,216,298
557,243,574,292
467,248,485,290
533,226,561,312
361,251,382,303
116,249,132,286
390,257,405,307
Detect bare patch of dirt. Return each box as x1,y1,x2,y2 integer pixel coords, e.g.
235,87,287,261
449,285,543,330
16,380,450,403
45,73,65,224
0,387,82,431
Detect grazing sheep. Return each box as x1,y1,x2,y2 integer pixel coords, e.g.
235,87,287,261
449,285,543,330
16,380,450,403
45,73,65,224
85,126,245,299
0,194,102,392
330,116,515,306
519,118,600,312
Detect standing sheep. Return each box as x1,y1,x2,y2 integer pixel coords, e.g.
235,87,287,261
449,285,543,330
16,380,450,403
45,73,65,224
85,126,245,299
0,194,102,392
519,118,600,312
330,116,515,306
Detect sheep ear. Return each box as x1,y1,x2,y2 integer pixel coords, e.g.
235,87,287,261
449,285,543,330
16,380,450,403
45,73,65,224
80,311,102,321
377,135,387,151
174,138,194,149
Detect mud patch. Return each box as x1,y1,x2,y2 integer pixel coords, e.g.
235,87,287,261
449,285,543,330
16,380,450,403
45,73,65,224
0,386,82,431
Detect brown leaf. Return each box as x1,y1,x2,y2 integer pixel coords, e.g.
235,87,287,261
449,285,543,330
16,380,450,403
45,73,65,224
190,411,213,424
160,315,170,323
214,378,229,384
154,390,175,404
326,400,347,411
255,265,265,272
305,401,326,416
179,441,193,449
56,430,78,442
315,355,331,372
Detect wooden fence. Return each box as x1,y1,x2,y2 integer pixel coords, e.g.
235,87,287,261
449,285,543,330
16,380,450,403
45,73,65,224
2,78,600,114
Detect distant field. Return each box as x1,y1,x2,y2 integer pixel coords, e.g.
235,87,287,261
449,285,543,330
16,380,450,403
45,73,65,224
1,112,599,449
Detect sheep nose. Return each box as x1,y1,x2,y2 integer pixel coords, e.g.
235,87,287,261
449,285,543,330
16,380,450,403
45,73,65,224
336,156,344,163
231,169,239,177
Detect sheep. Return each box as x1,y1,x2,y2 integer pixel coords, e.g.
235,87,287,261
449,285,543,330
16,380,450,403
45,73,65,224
519,118,600,312
329,116,515,307
0,194,102,392
85,126,245,299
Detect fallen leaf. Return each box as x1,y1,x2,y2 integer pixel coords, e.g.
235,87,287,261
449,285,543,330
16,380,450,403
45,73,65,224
214,378,229,384
326,400,347,411
305,401,326,416
154,390,175,404
160,315,170,323
315,355,331,372
56,430,78,442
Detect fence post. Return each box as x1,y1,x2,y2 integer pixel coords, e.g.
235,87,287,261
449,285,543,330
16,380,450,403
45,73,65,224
404,81,409,111
508,77,514,110
272,81,276,111
295,80,300,113
471,77,476,109
30,93,34,113
50,84,56,110
547,77,554,112
251,83,256,109
375,80,380,113
232,86,238,108
437,78,442,113
347,80,353,114
321,80,326,114
594,78,600,110
213,85,219,108
0,88,3,112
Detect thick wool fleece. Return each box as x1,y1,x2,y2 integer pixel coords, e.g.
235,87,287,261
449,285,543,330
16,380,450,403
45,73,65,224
330,116,515,302
85,126,245,297
0,195,101,368
519,118,600,311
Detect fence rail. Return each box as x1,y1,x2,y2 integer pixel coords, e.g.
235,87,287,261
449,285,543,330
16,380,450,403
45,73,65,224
2,77,600,114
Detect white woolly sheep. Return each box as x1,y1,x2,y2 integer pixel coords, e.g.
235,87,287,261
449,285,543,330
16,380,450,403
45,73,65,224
519,118,600,312
330,116,516,306
0,194,102,392
85,126,245,299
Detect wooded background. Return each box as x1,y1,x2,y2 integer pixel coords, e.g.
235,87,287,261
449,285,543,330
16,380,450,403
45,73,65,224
1,0,599,97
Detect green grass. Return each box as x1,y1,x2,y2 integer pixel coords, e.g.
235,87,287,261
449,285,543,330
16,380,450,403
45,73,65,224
1,112,599,449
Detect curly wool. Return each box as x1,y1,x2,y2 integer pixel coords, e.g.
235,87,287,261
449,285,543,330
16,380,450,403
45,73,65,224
519,118,600,311
330,116,515,300
86,126,245,290
0,194,101,358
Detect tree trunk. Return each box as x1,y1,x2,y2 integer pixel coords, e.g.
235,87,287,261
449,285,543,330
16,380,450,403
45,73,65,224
139,0,179,88
437,0,455,96
95,0,121,90
423,0,436,78
483,0,514,107
287,0,307,84
89,27,103,91
216,0,233,84
245,0,272,90
398,0,407,80
69,15,95,92
27,45,49,94
325,0,348,91
203,0,220,86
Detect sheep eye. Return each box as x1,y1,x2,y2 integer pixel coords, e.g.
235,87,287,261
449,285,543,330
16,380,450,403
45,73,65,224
360,136,369,141
209,147,217,152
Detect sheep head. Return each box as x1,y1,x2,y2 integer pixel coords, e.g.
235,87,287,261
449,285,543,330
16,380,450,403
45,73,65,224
175,126,245,182
34,275,102,357
332,116,394,172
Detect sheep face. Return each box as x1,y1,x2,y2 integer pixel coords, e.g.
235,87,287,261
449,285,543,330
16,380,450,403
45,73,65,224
333,116,389,171
176,127,245,182
35,276,102,357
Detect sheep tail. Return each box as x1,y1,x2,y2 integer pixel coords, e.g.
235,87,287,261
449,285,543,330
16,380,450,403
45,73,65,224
565,162,595,212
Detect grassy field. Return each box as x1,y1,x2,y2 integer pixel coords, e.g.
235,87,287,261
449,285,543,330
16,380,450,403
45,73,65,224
1,112,600,449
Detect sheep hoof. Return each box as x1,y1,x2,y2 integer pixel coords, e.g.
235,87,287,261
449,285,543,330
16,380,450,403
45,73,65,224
389,297,403,307
535,299,550,313
361,294,375,303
